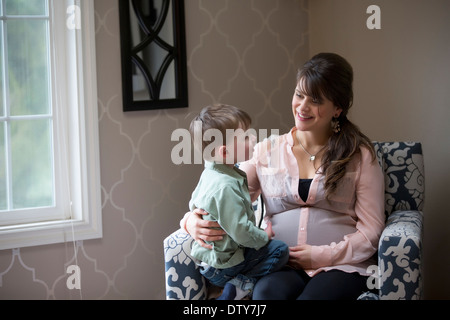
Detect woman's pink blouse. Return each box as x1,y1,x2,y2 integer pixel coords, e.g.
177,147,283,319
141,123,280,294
239,128,385,276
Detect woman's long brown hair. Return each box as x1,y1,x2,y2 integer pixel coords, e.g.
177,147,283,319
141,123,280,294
297,53,376,199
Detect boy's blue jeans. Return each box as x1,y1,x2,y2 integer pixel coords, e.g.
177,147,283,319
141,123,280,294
199,239,289,291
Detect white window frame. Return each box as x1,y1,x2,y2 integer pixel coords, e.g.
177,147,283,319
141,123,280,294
0,0,102,250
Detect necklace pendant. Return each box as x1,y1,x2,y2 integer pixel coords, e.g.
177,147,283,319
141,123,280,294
310,155,315,161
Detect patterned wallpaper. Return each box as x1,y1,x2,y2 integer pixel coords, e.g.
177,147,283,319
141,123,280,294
0,0,309,299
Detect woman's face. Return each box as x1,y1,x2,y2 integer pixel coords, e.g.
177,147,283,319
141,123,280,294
292,79,342,135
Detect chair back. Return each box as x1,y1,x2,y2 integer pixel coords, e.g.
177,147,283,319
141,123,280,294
373,142,425,217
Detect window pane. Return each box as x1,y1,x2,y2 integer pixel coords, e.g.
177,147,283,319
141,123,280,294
5,0,47,16
7,19,50,116
11,119,53,209
0,122,6,210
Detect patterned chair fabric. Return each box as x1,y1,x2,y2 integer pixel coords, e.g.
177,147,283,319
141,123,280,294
164,142,425,300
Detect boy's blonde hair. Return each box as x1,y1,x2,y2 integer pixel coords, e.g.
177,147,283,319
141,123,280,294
189,104,251,154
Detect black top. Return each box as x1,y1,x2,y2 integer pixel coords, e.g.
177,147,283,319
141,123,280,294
298,179,313,202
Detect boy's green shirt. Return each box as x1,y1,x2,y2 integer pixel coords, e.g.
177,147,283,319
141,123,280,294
189,161,269,269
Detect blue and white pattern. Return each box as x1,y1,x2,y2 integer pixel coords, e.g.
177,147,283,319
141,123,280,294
375,142,425,216
378,210,423,299
164,142,425,300
164,231,207,300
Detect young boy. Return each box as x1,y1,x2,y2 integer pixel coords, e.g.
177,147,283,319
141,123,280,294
187,104,288,300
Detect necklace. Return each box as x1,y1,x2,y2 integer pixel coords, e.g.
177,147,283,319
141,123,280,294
297,138,327,161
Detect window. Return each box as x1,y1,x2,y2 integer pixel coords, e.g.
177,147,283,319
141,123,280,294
0,0,102,249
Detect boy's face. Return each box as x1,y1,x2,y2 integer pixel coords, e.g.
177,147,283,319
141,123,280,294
226,127,257,165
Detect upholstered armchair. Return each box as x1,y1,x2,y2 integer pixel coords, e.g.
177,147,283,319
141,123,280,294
164,142,425,300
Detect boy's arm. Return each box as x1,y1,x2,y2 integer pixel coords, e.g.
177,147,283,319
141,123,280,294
207,187,269,250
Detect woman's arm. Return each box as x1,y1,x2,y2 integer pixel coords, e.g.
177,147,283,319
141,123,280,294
210,187,269,249
180,209,226,249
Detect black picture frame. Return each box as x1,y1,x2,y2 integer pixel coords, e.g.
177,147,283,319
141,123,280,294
119,0,188,111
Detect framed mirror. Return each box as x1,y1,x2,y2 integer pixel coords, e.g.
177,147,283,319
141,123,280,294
119,0,188,111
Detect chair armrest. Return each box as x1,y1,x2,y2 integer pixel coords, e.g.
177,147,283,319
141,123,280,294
378,210,424,300
163,229,207,300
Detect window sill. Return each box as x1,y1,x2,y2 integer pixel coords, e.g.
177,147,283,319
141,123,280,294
0,216,102,250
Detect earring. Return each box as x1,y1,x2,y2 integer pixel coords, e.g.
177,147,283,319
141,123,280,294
331,118,341,133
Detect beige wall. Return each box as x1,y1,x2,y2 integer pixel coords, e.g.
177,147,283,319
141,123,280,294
0,0,309,299
310,0,450,299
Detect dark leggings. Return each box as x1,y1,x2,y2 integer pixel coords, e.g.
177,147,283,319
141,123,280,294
252,268,369,300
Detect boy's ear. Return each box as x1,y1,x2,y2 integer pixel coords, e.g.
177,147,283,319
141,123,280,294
217,145,228,159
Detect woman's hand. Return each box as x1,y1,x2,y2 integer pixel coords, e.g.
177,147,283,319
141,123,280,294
264,221,275,239
185,209,226,250
288,245,312,269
